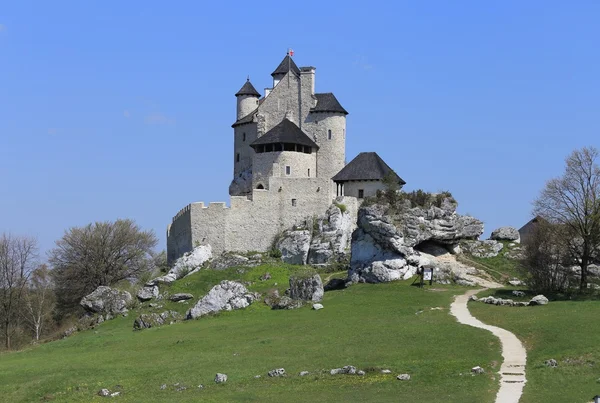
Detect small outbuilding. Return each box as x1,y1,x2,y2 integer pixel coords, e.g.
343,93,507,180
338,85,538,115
332,152,405,198
518,216,548,244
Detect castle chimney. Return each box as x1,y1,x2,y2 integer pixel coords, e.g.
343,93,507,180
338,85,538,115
300,66,316,95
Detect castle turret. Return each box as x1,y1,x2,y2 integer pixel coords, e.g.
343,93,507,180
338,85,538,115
235,79,260,120
271,54,300,87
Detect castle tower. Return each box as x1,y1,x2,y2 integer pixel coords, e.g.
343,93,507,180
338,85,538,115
235,78,260,120
271,54,300,88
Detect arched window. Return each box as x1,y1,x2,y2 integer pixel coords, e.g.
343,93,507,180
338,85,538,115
256,184,264,189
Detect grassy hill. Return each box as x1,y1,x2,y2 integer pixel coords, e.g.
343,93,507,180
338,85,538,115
0,264,502,403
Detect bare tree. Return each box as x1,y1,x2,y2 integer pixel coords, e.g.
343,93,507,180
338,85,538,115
0,234,38,349
22,264,54,342
49,219,157,316
533,146,600,291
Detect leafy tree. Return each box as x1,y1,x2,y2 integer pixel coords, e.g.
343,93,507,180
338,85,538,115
49,219,158,316
0,234,38,349
533,146,600,291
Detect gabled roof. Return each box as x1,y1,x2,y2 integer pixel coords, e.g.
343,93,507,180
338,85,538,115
271,55,301,77
250,119,318,149
231,108,257,128
235,79,261,97
332,152,405,184
310,93,348,115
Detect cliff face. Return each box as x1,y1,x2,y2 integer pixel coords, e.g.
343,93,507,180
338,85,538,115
349,198,484,283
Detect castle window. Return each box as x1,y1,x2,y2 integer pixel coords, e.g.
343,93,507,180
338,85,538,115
291,199,297,207
236,153,240,162
286,166,291,175
256,184,264,190
307,168,310,177
242,132,246,142
274,143,283,152
328,129,332,140
358,189,364,198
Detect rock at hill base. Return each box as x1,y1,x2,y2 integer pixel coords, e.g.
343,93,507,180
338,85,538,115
186,281,258,319
490,226,520,242
397,374,411,381
529,295,549,306
80,286,132,315
545,359,558,368
268,368,286,377
508,278,524,286
110,392,120,397
381,369,392,374
461,240,504,258
133,311,181,330
160,384,167,390
299,371,310,376
62,326,77,339
289,274,324,302
169,293,194,302
215,373,227,384
149,245,213,285
471,366,485,374
277,230,311,265
512,290,526,298
331,365,357,375
312,303,324,310
268,295,304,310
98,388,110,397
137,285,159,302
209,252,263,270
324,278,347,291
357,370,366,376
469,295,478,302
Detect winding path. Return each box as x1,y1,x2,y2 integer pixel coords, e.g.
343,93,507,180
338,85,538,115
450,289,527,403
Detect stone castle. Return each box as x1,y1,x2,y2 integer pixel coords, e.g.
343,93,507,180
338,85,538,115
167,53,404,264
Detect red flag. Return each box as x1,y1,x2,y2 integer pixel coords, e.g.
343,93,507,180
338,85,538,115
289,49,294,57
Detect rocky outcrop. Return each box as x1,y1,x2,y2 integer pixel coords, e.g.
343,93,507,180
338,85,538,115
277,230,311,265
349,199,486,284
490,226,520,242
133,311,182,330
208,252,263,270
228,168,252,197
137,285,159,302
289,274,324,302
275,203,356,266
80,286,132,315
169,293,193,302
149,245,212,285
461,240,504,258
186,280,258,319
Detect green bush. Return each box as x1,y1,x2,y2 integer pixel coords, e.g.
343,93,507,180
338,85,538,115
333,202,347,213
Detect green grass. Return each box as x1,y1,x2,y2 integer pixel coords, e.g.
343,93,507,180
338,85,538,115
0,265,502,402
470,289,600,403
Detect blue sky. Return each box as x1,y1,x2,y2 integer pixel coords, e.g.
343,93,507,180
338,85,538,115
1,1,599,256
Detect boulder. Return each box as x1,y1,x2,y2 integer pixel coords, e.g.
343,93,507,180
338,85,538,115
545,359,558,368
330,365,357,375
299,371,310,376
529,295,549,306
98,389,110,397
268,295,304,310
397,374,411,381
149,245,212,285
209,252,263,270
289,274,324,302
490,226,520,242
324,278,347,291
187,281,258,319
277,230,311,265
169,293,194,302
133,311,181,330
461,240,504,258
214,373,227,384
508,279,524,286
80,286,132,315
267,368,286,377
512,290,526,298
471,366,485,374
137,286,159,302
312,303,324,310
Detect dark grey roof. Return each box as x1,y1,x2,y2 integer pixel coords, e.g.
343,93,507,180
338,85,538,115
235,79,261,97
332,152,405,184
310,93,348,115
231,108,257,127
250,119,318,149
271,55,301,77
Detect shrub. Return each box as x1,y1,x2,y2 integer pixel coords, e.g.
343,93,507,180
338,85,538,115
334,202,347,214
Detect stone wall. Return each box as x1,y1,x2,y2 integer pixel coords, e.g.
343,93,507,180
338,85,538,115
343,180,386,198
252,150,317,191
233,123,258,179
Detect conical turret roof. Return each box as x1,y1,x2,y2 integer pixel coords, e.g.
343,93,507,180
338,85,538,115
235,79,261,97
271,55,301,77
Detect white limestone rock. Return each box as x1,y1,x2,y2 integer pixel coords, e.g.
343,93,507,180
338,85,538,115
133,311,182,330
277,230,311,265
529,295,549,306
289,274,324,302
490,226,520,242
137,285,159,302
267,368,286,377
169,293,194,302
80,286,132,315
214,373,227,384
228,167,252,197
397,374,411,381
307,204,355,266
186,280,257,319
461,240,504,258
312,303,324,310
